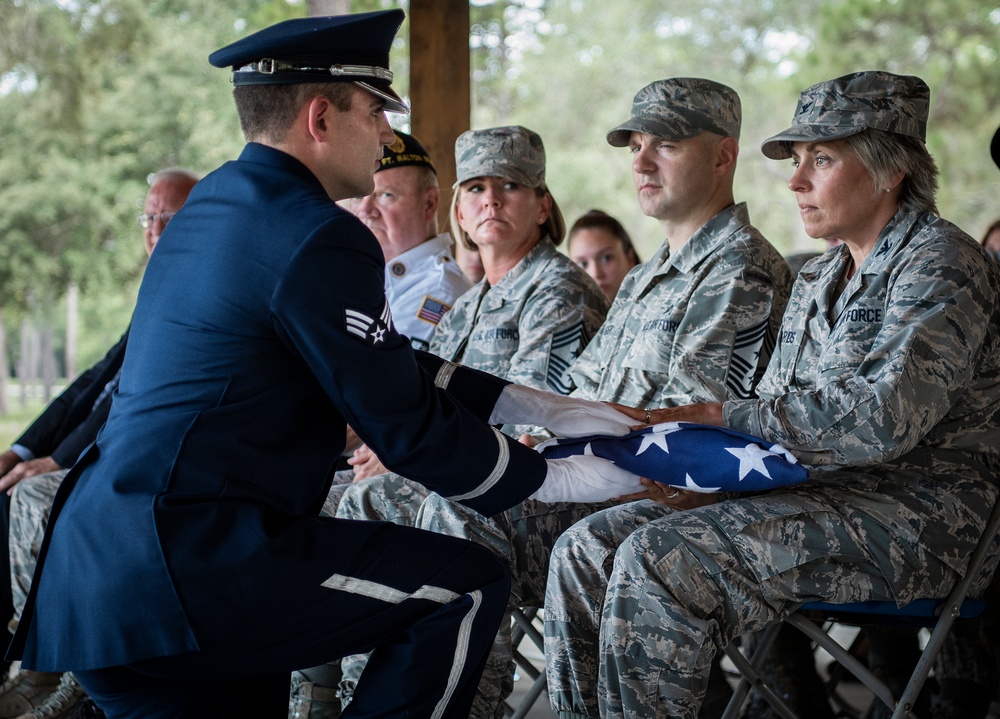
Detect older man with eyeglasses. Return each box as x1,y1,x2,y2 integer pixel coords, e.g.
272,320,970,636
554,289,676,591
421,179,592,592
0,167,197,719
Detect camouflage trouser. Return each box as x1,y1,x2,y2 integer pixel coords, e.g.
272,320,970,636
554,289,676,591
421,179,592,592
334,473,430,525
319,470,361,518
9,469,68,622
544,474,995,719
333,473,431,709
416,494,615,719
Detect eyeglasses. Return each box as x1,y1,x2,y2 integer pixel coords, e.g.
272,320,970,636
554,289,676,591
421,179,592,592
138,211,177,229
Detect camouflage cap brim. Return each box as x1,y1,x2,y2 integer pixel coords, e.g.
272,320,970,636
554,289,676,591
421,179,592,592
453,161,540,188
762,71,929,161
453,125,546,187
607,78,741,147
760,123,868,160
606,117,703,147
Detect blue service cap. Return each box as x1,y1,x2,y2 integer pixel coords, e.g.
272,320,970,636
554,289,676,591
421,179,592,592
208,10,408,114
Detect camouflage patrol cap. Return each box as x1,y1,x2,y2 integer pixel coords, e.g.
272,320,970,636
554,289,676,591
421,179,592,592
378,130,436,174
606,78,741,147
454,125,546,187
761,71,929,160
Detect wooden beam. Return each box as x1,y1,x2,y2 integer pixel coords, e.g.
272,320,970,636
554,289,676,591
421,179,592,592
409,0,470,231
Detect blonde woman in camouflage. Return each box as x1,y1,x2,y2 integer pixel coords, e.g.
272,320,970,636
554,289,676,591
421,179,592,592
543,71,1000,719
320,125,611,718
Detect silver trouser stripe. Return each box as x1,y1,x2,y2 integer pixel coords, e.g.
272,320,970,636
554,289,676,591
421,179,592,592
321,576,482,719
434,361,458,389
445,428,508,502
431,589,482,719
322,574,459,605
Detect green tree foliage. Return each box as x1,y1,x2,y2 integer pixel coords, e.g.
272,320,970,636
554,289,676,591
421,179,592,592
465,0,1000,257
1,0,998,380
0,0,302,370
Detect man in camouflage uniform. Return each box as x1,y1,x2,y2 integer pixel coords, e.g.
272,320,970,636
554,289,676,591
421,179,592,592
415,78,793,719
296,125,609,718
544,71,1000,719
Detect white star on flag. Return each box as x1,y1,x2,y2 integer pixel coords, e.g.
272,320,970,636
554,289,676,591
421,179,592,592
684,473,721,493
636,423,684,455
725,443,776,481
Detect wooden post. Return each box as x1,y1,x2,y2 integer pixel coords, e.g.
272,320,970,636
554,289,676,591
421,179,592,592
408,0,470,233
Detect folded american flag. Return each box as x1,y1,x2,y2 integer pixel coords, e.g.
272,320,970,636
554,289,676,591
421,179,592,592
537,422,807,493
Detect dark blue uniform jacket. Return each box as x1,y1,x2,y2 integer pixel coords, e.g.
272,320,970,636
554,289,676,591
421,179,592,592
11,143,547,671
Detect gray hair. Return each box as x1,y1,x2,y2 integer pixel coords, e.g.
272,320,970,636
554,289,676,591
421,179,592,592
842,128,939,215
149,167,201,187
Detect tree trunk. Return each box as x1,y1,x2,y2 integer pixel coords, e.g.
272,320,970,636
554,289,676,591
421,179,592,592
0,312,8,416
65,282,78,381
41,322,55,404
17,318,32,407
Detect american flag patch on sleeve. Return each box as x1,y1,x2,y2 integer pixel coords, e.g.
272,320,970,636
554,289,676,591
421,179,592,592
537,422,807,493
345,300,394,346
417,296,451,326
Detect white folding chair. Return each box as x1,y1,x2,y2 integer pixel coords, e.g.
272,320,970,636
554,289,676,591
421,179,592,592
721,490,1000,719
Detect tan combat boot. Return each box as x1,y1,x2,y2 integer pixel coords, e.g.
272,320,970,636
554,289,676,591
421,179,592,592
288,670,340,719
0,671,62,718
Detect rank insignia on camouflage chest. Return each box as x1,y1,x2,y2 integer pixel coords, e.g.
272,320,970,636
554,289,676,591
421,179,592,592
345,300,394,345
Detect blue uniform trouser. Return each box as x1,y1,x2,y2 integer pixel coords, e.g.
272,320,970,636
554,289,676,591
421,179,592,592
75,519,511,719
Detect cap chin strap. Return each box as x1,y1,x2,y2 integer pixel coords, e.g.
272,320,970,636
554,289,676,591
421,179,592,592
237,59,393,82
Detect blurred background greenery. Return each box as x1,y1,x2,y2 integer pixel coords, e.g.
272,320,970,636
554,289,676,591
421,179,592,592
1,0,998,421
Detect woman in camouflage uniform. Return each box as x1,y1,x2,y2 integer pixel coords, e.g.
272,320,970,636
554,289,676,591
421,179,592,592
544,71,1000,719
319,125,610,717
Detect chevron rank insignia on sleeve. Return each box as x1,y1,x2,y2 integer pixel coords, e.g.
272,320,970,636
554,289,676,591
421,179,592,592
345,300,394,346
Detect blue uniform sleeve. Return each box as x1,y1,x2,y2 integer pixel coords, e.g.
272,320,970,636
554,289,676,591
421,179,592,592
271,215,545,516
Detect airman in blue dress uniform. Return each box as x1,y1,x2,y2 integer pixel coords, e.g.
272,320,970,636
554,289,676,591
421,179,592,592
8,10,640,718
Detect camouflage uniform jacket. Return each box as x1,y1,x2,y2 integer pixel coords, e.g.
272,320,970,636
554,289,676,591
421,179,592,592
570,202,793,409
725,209,1000,588
432,237,609,435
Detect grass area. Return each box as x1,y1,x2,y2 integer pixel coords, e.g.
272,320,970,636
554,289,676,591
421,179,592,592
0,392,52,450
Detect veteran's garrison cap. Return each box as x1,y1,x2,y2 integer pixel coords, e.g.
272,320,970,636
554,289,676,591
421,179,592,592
761,71,929,160
208,10,408,114
379,131,436,174
606,78,741,147
454,126,546,188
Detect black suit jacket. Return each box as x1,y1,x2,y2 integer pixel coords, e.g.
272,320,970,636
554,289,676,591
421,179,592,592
15,332,128,469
